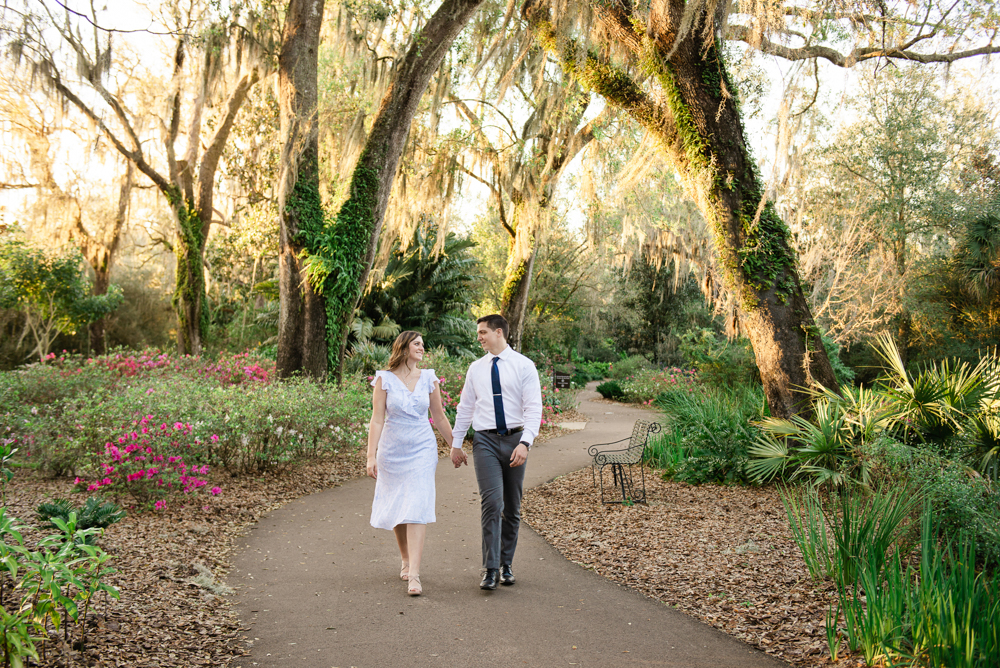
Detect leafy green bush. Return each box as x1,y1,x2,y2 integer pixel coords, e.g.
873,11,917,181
0,507,120,663
652,383,765,485
570,360,609,385
609,354,652,379
596,380,624,399
2,350,370,479
678,328,759,388
830,509,999,667
862,437,1000,566
620,368,698,403
36,497,126,544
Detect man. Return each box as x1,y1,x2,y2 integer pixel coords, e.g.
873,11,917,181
451,314,543,590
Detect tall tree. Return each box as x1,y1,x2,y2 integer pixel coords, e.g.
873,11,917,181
3,0,274,354
276,0,328,378
302,0,487,377
452,80,612,349
0,71,135,355
524,0,1000,418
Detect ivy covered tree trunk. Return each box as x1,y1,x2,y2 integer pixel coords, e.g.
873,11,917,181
171,197,209,355
276,0,328,379
318,0,486,378
528,0,838,417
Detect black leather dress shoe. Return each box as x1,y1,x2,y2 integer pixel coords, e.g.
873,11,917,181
480,568,499,590
500,564,515,586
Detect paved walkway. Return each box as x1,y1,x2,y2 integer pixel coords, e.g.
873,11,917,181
228,385,785,667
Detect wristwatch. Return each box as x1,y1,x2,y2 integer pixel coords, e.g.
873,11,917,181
519,440,531,451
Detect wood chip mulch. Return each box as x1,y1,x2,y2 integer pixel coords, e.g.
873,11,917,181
523,468,865,667
3,452,366,668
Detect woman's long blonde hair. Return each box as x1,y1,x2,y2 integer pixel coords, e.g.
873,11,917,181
386,331,423,371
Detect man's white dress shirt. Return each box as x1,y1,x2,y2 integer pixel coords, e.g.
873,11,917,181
451,346,543,449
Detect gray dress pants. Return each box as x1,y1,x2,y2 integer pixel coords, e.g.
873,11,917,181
472,430,526,569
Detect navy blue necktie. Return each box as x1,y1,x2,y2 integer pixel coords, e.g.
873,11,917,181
491,356,508,435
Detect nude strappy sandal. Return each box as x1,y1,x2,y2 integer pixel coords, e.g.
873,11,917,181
400,562,409,581
407,575,422,596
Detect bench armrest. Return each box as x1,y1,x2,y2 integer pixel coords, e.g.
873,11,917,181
587,437,632,457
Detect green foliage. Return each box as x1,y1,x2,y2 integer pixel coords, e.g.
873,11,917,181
821,334,855,386
678,329,760,388
828,508,1000,667
651,383,765,485
595,380,624,400
1,350,370,479
0,437,16,505
609,354,652,379
0,235,123,362
170,196,209,351
0,507,119,665
619,367,698,403
301,159,378,372
750,334,1000,487
603,261,713,365
358,224,480,356
35,498,126,544
862,437,1000,566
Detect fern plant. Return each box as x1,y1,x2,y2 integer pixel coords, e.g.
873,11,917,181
36,497,126,545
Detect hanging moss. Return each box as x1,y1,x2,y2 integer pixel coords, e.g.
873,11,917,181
531,16,799,315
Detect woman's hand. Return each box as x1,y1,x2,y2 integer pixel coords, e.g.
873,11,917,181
366,457,377,479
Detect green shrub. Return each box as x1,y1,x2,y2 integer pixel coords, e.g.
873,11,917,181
830,508,1000,667
863,437,1000,566
36,497,126,544
610,354,652,379
653,383,765,484
678,328,759,388
596,380,624,400
620,368,698,403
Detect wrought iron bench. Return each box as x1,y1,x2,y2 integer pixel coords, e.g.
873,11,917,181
588,419,662,504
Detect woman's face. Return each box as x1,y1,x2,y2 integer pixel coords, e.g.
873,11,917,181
407,336,425,362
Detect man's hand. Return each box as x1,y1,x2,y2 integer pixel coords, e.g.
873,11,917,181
451,446,468,468
510,442,529,467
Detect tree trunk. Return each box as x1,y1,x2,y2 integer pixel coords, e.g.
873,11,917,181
171,197,208,355
501,247,538,351
276,0,328,379
499,200,537,351
529,1,839,417
666,24,838,417
320,0,486,379
72,163,133,356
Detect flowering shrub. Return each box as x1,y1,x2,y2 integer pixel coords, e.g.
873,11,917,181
620,368,699,404
81,416,213,506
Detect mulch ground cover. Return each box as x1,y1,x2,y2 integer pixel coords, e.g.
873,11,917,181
3,452,364,668
523,468,864,667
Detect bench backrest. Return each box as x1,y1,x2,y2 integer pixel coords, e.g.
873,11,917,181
623,419,657,463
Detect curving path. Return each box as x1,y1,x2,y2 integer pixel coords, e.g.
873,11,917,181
228,385,785,667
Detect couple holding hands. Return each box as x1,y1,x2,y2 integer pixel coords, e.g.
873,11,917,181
366,314,542,596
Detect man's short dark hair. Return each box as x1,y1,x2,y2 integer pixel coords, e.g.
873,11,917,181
477,314,509,340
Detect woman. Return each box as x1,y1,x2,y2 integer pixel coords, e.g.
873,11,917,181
367,330,454,595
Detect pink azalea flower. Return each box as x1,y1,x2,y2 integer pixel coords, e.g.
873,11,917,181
154,500,167,510
210,487,222,496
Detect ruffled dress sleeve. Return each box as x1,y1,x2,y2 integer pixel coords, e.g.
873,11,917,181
422,369,437,394
371,370,393,390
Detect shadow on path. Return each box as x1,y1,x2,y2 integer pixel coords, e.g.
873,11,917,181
228,384,786,667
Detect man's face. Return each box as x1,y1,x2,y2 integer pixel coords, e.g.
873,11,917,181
477,323,504,351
